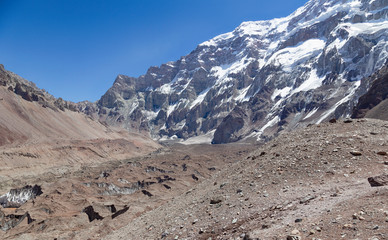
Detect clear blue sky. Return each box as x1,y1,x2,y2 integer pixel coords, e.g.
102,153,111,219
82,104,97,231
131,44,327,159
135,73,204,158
0,0,308,102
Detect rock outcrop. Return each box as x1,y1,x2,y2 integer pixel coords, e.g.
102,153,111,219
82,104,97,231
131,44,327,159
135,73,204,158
0,64,78,113
352,60,388,120
368,174,388,187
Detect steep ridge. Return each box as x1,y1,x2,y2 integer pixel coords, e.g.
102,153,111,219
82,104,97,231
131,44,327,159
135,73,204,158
83,0,388,144
0,64,112,146
0,65,159,183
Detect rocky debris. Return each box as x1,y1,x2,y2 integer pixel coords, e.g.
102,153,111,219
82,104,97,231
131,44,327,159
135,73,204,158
156,175,176,183
2,143,249,239
377,151,387,156
1,120,387,239
182,164,187,171
0,185,43,208
105,204,117,213
99,171,110,178
82,206,104,222
84,178,178,196
353,211,366,220
145,166,172,173
287,235,301,240
299,195,316,204
368,174,388,187
141,190,153,197
136,180,157,188
350,151,362,156
191,174,199,181
111,206,129,219
97,119,388,240
0,210,34,231
210,197,223,205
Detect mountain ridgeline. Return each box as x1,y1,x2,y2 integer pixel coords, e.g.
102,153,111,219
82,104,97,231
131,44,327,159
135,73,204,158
80,0,388,144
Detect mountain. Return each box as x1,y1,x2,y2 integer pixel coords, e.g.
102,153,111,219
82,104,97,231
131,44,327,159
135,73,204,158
82,0,388,144
352,59,388,120
0,64,159,182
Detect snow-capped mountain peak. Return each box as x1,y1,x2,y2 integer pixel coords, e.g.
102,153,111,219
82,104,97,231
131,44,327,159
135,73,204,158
84,0,388,144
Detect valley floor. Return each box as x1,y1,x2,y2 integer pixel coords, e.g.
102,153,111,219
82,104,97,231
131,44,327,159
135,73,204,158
0,119,387,240
0,142,255,239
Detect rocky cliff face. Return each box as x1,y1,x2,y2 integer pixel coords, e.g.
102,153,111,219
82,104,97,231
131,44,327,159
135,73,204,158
352,60,388,120
84,0,388,144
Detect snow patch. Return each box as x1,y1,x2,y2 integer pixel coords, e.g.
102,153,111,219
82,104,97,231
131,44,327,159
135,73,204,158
291,69,324,95
256,116,280,140
167,103,177,117
199,32,234,47
211,57,252,86
235,86,251,102
303,107,319,120
271,87,292,101
142,109,159,121
343,20,388,37
267,39,325,72
190,88,210,109
158,83,172,94
180,130,216,145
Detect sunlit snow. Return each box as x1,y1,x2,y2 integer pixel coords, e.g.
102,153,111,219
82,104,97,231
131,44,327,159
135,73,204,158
292,69,324,95
255,116,280,140
267,39,325,72
190,88,210,109
235,86,251,102
303,107,319,120
271,87,292,101
180,130,216,145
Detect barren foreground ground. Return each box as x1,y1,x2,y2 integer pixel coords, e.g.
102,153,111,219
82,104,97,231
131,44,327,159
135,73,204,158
0,143,254,239
1,118,387,240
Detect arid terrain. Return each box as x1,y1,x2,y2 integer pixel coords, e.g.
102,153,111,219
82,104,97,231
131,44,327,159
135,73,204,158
0,65,161,186
0,143,254,239
101,118,388,240
0,118,386,240
1,0,388,238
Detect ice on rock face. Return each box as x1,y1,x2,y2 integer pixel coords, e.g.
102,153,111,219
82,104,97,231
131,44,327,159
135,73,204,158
291,69,324,94
93,0,388,143
190,88,211,109
267,39,325,72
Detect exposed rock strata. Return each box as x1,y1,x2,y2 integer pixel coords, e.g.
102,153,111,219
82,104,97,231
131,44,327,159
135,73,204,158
80,0,388,144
